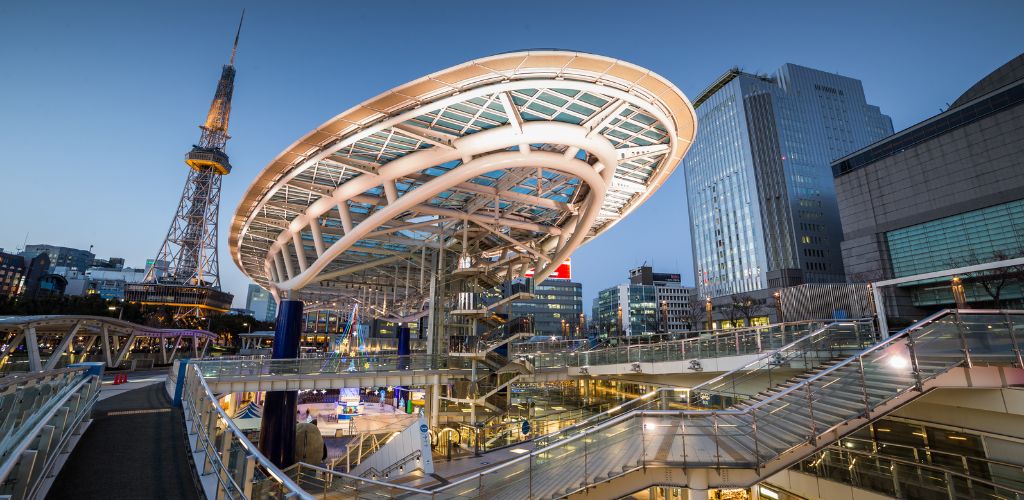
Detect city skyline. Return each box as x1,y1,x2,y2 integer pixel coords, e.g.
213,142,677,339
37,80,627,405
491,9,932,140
1,1,1021,309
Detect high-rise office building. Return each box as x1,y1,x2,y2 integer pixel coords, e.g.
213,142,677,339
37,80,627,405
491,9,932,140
684,65,893,299
246,284,277,322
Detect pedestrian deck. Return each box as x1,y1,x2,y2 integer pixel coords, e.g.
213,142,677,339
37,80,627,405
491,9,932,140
47,379,200,500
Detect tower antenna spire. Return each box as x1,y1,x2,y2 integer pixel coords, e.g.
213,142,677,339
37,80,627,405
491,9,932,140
230,9,245,66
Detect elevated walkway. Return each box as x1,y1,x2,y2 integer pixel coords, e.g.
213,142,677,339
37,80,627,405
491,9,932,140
566,319,875,376
193,354,474,393
0,315,216,372
48,380,200,500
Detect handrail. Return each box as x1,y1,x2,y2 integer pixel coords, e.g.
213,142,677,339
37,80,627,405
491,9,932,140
434,309,1023,492
292,462,432,494
814,443,1024,495
686,318,875,395
184,363,314,499
534,318,870,445
187,310,1023,498
593,317,851,346
738,309,956,412
0,368,96,486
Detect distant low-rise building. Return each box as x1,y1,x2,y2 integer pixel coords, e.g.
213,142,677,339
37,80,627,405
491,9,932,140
86,267,146,300
21,244,95,273
593,266,695,336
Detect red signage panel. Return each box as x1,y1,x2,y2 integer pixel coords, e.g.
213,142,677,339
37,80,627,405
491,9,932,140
524,259,571,280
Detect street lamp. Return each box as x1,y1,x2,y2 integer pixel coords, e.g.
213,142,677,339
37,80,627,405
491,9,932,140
243,322,252,333
951,276,967,309
705,296,712,331
773,291,784,323
108,303,124,320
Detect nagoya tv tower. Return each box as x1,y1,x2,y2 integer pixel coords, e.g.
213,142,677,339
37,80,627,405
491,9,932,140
127,12,244,323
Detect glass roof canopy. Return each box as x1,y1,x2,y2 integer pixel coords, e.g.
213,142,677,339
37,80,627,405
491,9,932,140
229,51,696,311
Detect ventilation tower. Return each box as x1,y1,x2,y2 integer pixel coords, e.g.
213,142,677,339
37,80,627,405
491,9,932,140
126,12,244,323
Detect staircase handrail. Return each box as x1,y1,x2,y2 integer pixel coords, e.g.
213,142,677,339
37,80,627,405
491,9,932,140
732,309,955,413
534,318,872,446
437,309,1024,494
815,443,1024,496
686,317,876,399
571,317,872,368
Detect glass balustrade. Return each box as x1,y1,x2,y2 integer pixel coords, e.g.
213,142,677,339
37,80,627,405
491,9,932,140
185,310,1024,499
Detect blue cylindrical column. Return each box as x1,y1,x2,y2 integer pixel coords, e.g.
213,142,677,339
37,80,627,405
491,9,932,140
397,325,411,355
397,324,411,370
259,299,302,468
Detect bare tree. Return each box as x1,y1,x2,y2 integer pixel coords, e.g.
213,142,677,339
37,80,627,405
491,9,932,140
732,294,766,326
683,295,707,332
954,249,1024,309
849,269,885,284
719,300,740,326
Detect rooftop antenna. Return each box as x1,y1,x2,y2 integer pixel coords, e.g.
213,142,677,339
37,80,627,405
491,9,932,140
230,9,245,66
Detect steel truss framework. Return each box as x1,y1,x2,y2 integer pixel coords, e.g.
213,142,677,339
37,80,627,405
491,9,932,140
149,167,225,290
0,315,218,371
231,51,696,317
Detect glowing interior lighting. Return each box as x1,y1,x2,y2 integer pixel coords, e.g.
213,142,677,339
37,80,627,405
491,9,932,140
888,355,909,369
509,448,530,454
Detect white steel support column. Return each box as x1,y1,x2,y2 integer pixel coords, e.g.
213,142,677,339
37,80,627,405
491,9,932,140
336,202,353,233
101,325,113,368
429,374,441,428
79,335,98,364
281,244,296,280
169,334,184,361
309,219,326,257
25,326,42,372
292,232,308,272
114,332,138,367
44,321,81,371
273,252,287,283
0,331,26,366
686,468,709,500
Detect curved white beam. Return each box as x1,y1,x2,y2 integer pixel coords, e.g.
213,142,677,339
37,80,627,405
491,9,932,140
231,50,698,300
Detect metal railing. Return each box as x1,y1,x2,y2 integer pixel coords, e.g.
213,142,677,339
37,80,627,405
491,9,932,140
181,363,313,499
192,354,474,382
286,462,428,498
798,440,1024,499
686,318,876,407
525,319,873,448
0,368,99,500
309,310,1022,498
569,318,874,368
185,310,1024,498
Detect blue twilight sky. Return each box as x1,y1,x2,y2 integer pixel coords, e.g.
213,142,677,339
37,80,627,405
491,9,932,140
1,1,1021,310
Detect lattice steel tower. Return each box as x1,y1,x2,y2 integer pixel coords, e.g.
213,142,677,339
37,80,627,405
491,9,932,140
127,13,243,321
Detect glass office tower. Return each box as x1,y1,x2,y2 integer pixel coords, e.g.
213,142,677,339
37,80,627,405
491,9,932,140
684,64,893,298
